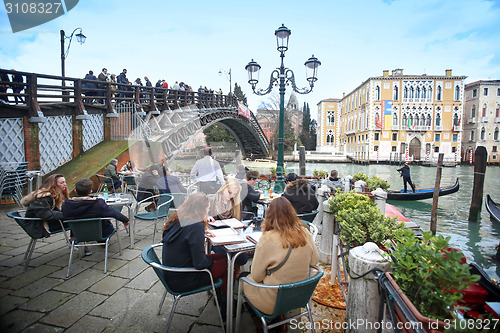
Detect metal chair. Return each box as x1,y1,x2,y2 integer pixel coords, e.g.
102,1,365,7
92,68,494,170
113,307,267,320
300,220,319,241
123,174,138,191
134,193,173,243
297,210,319,223
7,210,69,271
235,265,324,333
65,218,121,277
95,174,113,193
141,243,225,333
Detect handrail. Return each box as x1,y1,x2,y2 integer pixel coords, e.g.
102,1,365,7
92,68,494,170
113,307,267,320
0,68,238,118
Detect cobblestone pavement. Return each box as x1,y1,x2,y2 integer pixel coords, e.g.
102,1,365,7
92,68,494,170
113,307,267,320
0,202,340,332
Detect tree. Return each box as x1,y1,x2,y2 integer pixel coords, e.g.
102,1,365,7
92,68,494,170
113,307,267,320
299,102,312,150
233,83,247,106
203,123,236,145
309,119,317,151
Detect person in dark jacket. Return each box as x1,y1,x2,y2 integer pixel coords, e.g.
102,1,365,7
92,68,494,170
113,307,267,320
161,192,228,317
282,173,319,214
116,69,129,98
104,159,122,191
83,70,98,103
62,178,129,238
241,170,263,219
11,71,24,104
0,72,10,103
157,168,187,208
397,163,416,193
21,174,69,235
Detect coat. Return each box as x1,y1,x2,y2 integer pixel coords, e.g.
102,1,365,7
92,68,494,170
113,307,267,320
397,165,411,178
21,191,63,237
161,220,214,292
104,163,120,180
282,179,319,214
242,183,260,214
243,229,318,314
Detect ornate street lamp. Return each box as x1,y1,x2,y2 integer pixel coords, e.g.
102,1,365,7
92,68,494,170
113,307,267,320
60,28,86,89
245,24,321,192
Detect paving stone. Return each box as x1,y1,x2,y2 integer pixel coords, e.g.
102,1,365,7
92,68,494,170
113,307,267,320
111,257,147,279
91,258,129,274
1,264,60,290
12,275,64,298
0,294,29,316
53,268,107,294
0,245,13,254
49,259,96,280
0,309,45,332
0,254,11,261
89,287,144,319
110,248,141,261
89,276,129,295
125,266,158,290
19,290,74,312
0,264,25,277
0,253,25,267
65,315,113,333
1,236,31,248
31,247,72,268
0,287,13,297
23,323,65,333
191,322,226,333
40,291,107,328
175,291,210,316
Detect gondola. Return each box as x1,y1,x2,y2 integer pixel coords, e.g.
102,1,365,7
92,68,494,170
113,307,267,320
485,194,500,223
386,178,459,201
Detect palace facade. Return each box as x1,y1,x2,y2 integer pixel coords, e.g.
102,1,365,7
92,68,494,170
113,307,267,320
317,69,466,163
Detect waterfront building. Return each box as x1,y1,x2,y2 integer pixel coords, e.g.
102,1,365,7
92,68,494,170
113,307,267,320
463,80,500,164
317,69,466,164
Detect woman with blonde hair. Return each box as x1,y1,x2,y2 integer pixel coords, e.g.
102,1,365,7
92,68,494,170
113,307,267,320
21,174,69,235
242,196,319,315
208,177,242,221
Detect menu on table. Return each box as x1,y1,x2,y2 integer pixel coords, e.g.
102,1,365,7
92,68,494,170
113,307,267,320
205,228,245,245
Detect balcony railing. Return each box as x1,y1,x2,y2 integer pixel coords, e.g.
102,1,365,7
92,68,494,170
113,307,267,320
392,124,399,130
495,117,500,123
435,125,443,131
468,117,476,124
482,117,489,123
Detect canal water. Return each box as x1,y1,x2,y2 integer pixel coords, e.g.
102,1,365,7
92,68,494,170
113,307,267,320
285,162,500,280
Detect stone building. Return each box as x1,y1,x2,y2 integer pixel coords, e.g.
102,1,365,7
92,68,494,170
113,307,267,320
317,69,466,163
463,80,500,163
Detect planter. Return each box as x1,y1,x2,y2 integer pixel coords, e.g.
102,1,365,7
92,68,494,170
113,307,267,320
384,272,446,333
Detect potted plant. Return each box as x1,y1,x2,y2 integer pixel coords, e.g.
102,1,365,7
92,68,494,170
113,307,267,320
388,228,480,331
328,190,403,247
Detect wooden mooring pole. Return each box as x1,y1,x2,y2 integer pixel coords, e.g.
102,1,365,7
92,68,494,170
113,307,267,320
299,146,306,176
430,153,444,235
469,146,487,222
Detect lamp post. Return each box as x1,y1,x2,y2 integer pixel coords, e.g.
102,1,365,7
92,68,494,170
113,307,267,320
245,24,320,192
60,28,86,91
218,68,232,95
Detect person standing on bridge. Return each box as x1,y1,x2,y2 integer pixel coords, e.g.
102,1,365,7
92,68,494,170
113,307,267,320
190,147,224,194
117,69,129,99
397,163,416,193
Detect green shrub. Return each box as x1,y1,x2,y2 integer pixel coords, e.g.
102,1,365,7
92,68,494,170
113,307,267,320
366,176,390,191
391,229,480,320
329,191,402,246
353,172,368,182
313,169,328,179
269,167,276,175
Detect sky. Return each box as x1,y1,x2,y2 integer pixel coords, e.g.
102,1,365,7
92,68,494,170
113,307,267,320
1,0,500,119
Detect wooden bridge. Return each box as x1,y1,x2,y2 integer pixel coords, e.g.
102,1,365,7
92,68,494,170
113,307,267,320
0,68,269,176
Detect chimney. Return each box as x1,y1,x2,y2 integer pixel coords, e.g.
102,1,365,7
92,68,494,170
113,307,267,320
343,92,346,98
445,69,452,76
383,70,389,77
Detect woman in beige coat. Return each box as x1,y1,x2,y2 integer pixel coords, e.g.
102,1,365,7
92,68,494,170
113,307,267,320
243,196,319,315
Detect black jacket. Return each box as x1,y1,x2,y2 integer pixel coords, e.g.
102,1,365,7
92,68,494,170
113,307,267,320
162,220,214,292
397,165,411,178
242,183,260,214
282,179,319,214
62,196,128,237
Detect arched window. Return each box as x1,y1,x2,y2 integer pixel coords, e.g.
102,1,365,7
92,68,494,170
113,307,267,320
496,105,500,118
481,127,486,140
436,114,441,126
416,86,421,99
455,85,460,101
402,114,407,127
393,86,399,100
393,113,398,126
472,105,476,118
482,105,487,117
437,86,442,101
410,86,414,98
404,87,408,99
470,130,475,141
495,128,499,141
453,113,459,125
422,87,426,99
375,86,381,101
420,115,426,126
427,87,433,99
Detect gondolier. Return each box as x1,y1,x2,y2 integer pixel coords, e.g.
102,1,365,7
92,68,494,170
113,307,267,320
190,147,224,194
397,163,415,193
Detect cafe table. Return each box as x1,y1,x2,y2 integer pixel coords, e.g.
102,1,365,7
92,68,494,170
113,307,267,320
97,192,135,248
207,222,259,333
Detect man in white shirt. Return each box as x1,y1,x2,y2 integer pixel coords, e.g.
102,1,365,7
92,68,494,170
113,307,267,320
190,147,224,194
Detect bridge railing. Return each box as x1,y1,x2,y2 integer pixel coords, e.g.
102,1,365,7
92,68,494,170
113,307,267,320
0,68,238,119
